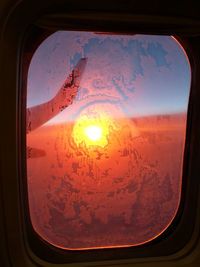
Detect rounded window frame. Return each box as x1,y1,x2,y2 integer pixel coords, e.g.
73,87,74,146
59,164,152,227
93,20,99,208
19,24,198,265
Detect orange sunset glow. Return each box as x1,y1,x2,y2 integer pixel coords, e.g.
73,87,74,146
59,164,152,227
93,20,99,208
27,32,191,250
85,125,102,141
72,115,110,148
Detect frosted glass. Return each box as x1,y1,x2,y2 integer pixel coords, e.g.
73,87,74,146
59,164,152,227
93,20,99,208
26,32,190,249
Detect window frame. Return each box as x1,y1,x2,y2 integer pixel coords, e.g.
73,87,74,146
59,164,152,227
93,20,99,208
20,26,199,265
1,1,200,266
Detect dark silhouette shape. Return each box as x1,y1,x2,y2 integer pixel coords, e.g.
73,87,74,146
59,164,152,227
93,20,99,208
26,58,88,133
27,58,87,159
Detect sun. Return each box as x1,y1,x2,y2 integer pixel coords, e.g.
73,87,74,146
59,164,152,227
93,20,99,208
72,115,112,148
84,125,102,141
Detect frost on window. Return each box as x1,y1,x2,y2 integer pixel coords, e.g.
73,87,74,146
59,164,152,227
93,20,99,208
26,32,191,249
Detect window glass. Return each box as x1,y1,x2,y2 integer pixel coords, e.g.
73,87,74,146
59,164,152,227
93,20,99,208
27,31,191,249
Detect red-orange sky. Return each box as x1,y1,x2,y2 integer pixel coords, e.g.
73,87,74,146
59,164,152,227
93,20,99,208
27,113,186,249
26,32,190,250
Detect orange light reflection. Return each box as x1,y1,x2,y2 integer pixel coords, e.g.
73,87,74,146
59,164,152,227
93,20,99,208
72,114,117,149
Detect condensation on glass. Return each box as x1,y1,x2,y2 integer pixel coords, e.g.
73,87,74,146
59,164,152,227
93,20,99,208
26,31,191,250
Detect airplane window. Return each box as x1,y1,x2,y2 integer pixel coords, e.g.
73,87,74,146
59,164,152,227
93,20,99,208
26,31,191,250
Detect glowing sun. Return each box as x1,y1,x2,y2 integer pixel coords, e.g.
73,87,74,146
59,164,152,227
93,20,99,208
72,115,113,148
84,125,102,141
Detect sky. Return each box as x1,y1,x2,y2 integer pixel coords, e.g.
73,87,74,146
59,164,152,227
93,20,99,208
27,31,191,124
27,31,190,249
